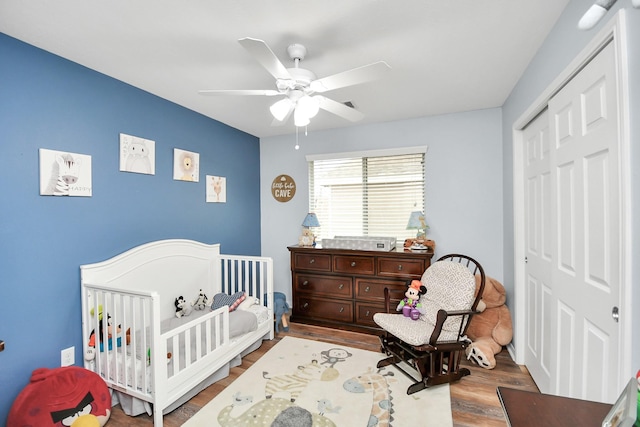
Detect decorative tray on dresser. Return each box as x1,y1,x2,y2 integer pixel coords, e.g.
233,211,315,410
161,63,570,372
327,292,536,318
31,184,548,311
287,245,434,334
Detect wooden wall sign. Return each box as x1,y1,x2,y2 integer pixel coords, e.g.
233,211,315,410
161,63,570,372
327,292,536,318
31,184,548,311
271,174,296,202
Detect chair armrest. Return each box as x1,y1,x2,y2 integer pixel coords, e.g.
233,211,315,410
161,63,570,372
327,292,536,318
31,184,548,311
428,308,479,345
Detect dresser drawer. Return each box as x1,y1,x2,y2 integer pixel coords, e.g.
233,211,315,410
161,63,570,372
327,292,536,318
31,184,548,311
295,274,353,298
333,255,375,275
355,302,386,327
295,296,353,323
293,253,332,271
355,278,407,301
377,257,426,278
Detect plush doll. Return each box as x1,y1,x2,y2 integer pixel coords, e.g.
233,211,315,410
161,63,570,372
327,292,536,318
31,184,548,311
192,289,209,310
273,292,290,333
396,279,427,320
85,310,130,360
175,295,192,318
465,275,513,369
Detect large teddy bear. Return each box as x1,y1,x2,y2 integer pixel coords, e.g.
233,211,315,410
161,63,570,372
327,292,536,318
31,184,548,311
465,275,513,369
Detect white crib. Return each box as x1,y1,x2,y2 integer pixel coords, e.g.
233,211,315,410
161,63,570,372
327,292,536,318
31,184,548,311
80,239,274,426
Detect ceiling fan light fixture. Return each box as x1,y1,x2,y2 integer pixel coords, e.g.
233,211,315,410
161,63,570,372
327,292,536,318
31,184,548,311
578,0,617,30
270,98,292,121
294,107,311,127
297,95,320,119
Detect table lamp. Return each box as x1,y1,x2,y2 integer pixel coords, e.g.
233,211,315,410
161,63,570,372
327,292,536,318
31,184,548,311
407,211,428,237
299,213,320,246
406,211,430,250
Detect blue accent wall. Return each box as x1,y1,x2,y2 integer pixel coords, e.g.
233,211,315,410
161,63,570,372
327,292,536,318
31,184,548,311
0,33,260,422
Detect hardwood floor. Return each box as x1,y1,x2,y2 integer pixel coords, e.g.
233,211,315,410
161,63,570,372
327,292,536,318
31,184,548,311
107,322,538,426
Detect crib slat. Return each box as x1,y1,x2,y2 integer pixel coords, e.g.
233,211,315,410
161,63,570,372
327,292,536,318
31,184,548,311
171,334,180,377
194,322,202,360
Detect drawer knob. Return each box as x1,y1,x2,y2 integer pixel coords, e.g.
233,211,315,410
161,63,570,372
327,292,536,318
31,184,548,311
397,264,403,271
339,307,344,313
338,283,344,290
365,310,370,317
302,280,309,286
303,302,309,308
350,261,356,267
309,259,315,264
365,286,370,292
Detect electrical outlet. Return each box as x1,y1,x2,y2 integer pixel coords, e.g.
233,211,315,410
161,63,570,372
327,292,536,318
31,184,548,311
61,346,75,367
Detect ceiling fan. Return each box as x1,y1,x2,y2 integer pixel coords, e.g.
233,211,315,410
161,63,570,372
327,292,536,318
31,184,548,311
198,37,391,127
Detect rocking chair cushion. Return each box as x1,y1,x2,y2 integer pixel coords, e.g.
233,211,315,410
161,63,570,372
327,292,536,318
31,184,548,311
419,261,476,332
373,312,462,346
373,260,476,346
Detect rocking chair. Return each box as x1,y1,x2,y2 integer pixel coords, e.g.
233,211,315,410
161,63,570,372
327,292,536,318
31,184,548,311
373,254,485,395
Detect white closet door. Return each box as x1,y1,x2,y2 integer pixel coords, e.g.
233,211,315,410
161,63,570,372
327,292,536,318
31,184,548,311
524,41,621,402
522,108,553,395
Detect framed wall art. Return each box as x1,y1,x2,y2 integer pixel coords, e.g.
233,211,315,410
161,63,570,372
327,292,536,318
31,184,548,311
271,174,296,202
119,133,155,175
206,175,227,203
173,148,199,182
39,148,92,197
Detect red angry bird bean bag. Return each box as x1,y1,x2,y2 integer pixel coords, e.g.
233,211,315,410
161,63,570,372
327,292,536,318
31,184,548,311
8,366,111,427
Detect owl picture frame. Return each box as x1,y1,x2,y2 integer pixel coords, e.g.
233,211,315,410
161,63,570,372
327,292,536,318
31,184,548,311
119,133,156,175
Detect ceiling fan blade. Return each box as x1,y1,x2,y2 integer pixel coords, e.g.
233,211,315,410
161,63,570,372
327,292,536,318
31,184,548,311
198,89,281,96
310,61,391,93
238,37,292,81
316,95,365,122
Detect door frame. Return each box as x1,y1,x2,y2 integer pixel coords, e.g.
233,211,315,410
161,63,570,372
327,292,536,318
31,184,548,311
511,10,631,393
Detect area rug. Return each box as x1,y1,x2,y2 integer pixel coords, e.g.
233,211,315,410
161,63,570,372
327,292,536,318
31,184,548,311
184,336,452,427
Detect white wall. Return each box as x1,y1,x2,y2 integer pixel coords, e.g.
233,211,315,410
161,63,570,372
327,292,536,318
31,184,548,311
260,108,503,304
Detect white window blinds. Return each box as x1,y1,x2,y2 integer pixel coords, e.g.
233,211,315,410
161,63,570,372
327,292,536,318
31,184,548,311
308,149,426,243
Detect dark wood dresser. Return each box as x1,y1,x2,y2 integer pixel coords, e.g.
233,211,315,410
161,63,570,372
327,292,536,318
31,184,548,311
287,245,434,334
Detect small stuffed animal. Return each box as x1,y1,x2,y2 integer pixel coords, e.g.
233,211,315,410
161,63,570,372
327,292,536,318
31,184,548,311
175,296,192,318
85,311,130,360
273,292,290,333
396,279,427,320
192,289,209,310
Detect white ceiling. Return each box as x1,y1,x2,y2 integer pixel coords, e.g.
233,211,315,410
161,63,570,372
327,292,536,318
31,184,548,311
0,0,570,138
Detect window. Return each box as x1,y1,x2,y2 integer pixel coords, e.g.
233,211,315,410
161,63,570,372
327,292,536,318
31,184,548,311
308,147,426,242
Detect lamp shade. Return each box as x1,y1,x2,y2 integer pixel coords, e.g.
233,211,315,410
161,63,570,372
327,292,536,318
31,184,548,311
406,211,427,230
302,213,320,227
270,98,293,121
294,106,311,127
297,95,320,119
577,4,607,30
